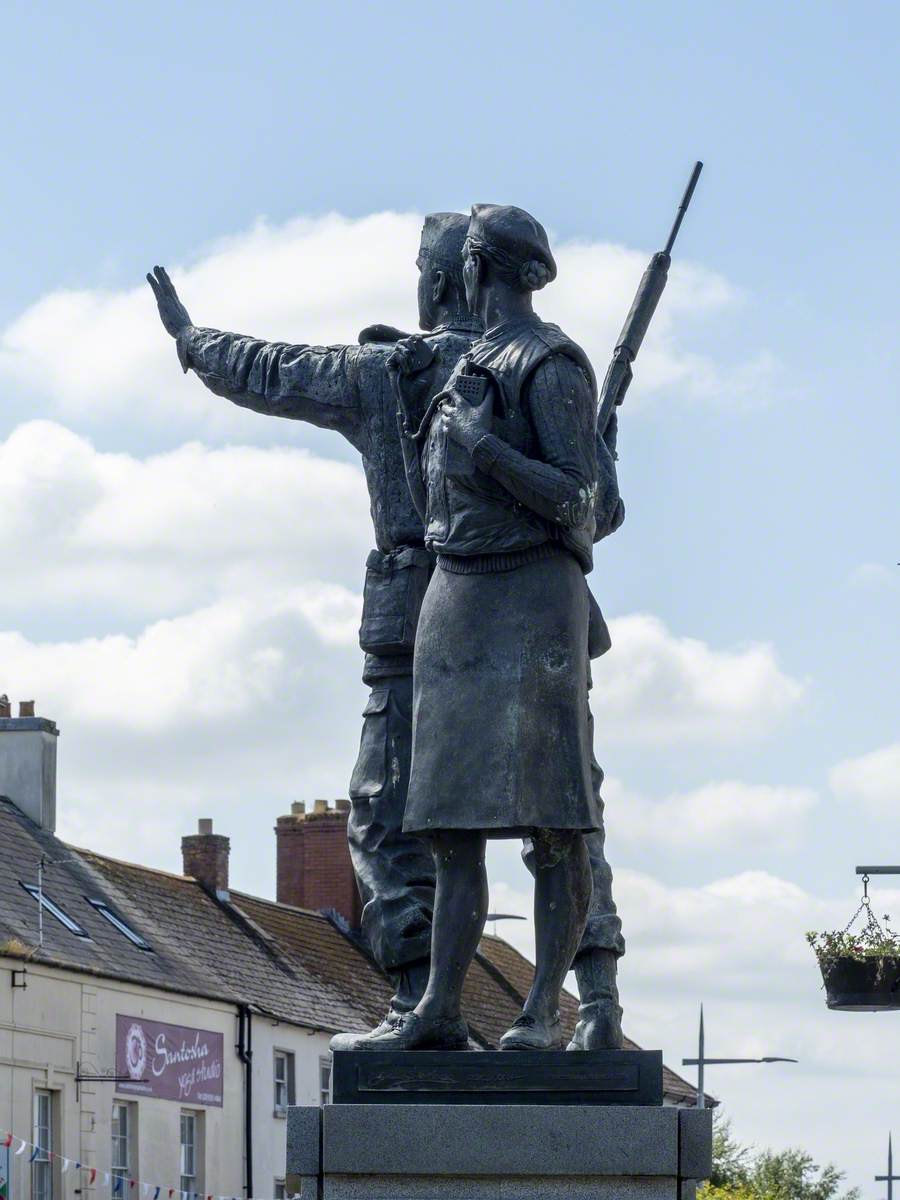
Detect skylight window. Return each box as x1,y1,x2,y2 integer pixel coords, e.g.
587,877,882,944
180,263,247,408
87,899,152,950
20,883,90,938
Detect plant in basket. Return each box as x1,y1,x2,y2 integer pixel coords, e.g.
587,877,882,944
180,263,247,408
807,884,900,1011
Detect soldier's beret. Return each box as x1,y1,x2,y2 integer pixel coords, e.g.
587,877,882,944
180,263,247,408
465,204,557,291
419,213,469,271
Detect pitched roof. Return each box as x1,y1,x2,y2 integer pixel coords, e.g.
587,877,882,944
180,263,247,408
0,798,704,1105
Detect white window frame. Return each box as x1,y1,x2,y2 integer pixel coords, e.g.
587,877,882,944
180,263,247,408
21,884,89,938
179,1111,200,1198
319,1056,332,1107
87,900,152,950
273,1049,295,1115
111,1101,134,1186
32,1090,54,1200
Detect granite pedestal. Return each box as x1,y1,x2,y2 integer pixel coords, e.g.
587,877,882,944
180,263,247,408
287,1052,712,1200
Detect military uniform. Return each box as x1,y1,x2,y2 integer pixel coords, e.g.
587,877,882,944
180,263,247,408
176,317,479,974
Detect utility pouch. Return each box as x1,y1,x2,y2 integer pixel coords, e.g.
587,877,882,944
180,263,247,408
359,547,433,655
446,371,489,479
587,584,612,659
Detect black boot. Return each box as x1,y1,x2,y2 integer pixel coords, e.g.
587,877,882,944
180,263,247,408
567,949,624,1051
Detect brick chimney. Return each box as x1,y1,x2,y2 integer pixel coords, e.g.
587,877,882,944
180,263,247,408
0,697,59,831
182,818,230,898
275,800,361,927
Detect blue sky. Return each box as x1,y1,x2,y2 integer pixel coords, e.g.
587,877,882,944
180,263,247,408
1,1,898,1191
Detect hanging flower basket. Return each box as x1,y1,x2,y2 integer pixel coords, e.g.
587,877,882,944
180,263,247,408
808,884,900,1011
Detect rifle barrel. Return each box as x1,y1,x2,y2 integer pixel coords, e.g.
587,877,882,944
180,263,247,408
663,160,703,256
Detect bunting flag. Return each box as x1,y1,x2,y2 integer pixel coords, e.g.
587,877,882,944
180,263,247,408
0,1130,294,1200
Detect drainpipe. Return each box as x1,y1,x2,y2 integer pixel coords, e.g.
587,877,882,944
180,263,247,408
236,1005,253,1199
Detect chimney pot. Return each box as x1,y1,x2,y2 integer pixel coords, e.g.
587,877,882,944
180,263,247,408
0,695,10,718
335,798,351,813
182,822,230,895
313,798,329,815
291,801,306,817
19,700,35,718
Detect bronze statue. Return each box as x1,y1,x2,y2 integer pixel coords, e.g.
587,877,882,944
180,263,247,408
358,204,625,1051
148,206,629,1052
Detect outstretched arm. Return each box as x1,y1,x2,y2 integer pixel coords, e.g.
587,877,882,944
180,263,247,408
147,266,364,445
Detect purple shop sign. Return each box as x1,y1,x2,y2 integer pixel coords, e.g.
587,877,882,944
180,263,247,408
116,1015,224,1107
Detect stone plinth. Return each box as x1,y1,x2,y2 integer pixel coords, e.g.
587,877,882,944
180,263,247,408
287,1101,712,1200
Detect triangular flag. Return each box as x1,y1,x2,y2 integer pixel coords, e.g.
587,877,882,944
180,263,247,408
15,1140,27,1156
153,1188,160,1199
29,1147,39,1163
129,1181,135,1191
62,1159,70,1173
2,1134,11,1149
104,1173,111,1186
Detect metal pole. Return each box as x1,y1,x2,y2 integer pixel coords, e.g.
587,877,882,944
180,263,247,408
37,857,44,949
698,1005,705,1110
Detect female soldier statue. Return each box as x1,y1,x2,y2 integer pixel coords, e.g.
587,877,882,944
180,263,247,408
366,204,618,1051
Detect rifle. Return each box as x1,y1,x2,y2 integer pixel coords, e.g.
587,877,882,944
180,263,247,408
597,161,703,437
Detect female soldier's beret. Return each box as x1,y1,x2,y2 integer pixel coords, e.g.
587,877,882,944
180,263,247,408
465,204,557,291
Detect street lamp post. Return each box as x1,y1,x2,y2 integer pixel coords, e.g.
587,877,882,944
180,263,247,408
876,1133,900,1200
682,1005,798,1108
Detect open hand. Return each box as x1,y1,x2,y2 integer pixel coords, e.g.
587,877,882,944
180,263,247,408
146,265,192,338
440,386,493,454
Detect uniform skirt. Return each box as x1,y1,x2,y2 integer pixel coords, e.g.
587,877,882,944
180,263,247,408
403,547,599,836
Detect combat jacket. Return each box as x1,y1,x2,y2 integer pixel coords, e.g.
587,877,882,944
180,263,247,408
417,315,602,574
176,321,480,678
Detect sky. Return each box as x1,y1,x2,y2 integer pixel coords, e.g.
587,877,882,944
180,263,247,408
1,0,898,1191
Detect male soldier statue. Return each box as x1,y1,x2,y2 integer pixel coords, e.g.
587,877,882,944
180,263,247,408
148,215,625,1048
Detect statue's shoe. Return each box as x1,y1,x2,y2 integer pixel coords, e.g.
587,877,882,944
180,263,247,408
498,1013,564,1051
348,1011,469,1052
330,1011,402,1052
566,1001,624,1051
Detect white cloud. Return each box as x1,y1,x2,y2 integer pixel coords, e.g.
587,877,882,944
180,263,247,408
0,420,371,621
605,777,818,850
829,742,900,816
596,614,805,742
0,211,770,439
0,587,361,735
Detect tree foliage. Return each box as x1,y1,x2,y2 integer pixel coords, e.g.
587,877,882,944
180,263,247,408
698,1114,860,1200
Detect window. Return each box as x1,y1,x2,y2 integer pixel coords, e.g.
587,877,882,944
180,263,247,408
273,1182,286,1200
87,900,152,950
111,1103,134,1187
273,1050,295,1114
20,884,89,938
179,1112,201,1198
32,1091,54,1200
319,1056,332,1107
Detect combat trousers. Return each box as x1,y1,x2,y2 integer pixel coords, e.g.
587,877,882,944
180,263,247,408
347,673,435,972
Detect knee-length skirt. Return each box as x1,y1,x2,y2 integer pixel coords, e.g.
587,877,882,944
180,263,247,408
403,548,599,836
